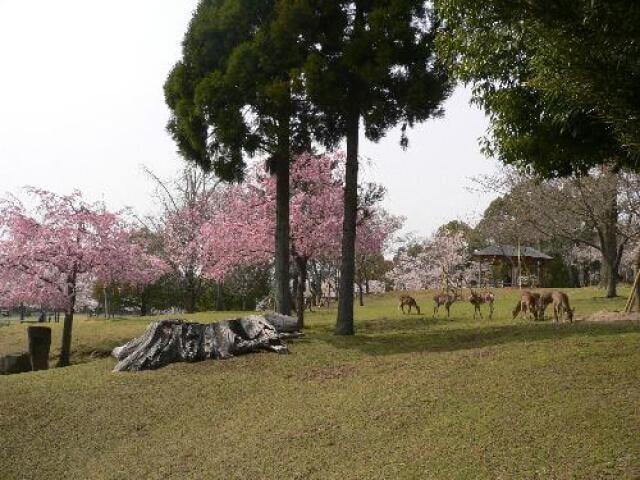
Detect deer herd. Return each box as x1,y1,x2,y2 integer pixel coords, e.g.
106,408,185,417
399,289,575,322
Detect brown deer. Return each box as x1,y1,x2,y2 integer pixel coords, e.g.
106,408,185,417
537,292,554,320
512,291,541,320
469,289,495,320
549,291,574,322
483,291,495,319
399,294,421,315
433,291,458,318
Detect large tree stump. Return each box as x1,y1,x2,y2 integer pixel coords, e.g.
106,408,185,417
111,314,298,372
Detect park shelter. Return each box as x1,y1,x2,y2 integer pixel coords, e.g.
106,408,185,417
471,245,553,287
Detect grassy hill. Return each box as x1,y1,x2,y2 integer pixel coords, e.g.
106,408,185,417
1,288,639,479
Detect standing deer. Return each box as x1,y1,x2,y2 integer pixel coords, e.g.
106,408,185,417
399,294,421,315
512,291,541,320
468,290,495,320
433,291,458,318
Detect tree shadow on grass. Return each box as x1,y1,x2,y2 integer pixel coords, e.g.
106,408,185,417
321,318,640,357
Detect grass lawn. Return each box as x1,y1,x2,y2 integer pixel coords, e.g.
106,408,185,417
1,287,639,479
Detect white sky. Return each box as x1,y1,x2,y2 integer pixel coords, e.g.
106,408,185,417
0,0,499,237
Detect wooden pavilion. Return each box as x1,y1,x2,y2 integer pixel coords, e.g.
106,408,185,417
471,245,553,288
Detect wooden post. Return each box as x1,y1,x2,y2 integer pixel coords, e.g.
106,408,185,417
624,271,640,313
28,326,51,371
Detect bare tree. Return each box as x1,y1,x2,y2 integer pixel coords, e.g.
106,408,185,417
478,168,640,297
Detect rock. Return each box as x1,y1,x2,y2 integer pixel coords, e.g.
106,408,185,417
0,352,32,375
111,314,298,372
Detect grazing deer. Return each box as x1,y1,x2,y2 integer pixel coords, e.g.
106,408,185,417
512,291,541,321
537,292,554,320
433,291,458,318
550,291,574,322
399,294,421,315
468,289,494,320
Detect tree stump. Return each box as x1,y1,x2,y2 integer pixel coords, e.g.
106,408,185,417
111,314,298,372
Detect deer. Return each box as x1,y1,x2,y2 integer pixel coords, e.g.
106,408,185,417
512,291,541,321
468,289,494,320
543,291,574,323
399,294,421,315
537,292,554,320
433,290,459,318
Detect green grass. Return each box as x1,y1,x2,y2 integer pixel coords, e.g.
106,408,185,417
1,288,639,479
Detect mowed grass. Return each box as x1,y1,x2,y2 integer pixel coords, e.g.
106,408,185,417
1,288,639,479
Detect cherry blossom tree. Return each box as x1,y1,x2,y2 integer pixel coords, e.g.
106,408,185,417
355,212,402,305
145,166,220,312
93,227,170,317
201,153,345,328
0,189,163,367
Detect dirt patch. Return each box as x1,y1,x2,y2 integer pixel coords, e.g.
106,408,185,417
297,364,358,383
582,310,640,323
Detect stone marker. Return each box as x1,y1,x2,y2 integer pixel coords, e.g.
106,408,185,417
0,352,31,374
28,326,51,371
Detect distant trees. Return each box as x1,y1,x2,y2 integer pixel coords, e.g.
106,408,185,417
477,168,640,297
355,212,401,305
389,229,470,291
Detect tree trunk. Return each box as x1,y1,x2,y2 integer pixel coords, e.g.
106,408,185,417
57,271,77,367
20,303,25,321
357,282,364,307
140,287,148,317
57,312,74,367
604,258,617,298
185,274,197,313
600,170,620,298
216,281,224,311
365,279,370,295
295,256,307,330
274,123,291,316
634,249,640,312
111,314,298,372
599,232,619,298
336,109,359,336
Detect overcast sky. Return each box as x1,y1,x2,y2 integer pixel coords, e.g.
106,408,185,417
0,0,499,237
